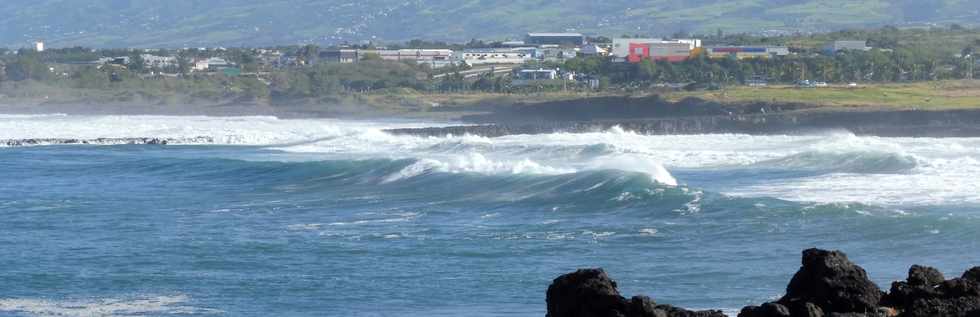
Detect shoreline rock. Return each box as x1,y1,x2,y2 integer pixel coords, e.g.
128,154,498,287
546,268,725,317
547,249,980,317
386,109,980,138
1,136,215,147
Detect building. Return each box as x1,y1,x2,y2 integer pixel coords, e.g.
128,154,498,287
256,49,284,66
319,49,360,64
525,33,585,47
97,56,130,65
34,41,44,52
612,38,701,58
611,38,701,63
824,40,871,54
140,54,178,69
515,68,558,80
579,44,608,56
706,46,790,59
458,48,534,66
193,57,234,72
368,49,455,68
536,46,578,61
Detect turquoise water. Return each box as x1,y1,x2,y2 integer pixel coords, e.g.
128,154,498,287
1,116,979,316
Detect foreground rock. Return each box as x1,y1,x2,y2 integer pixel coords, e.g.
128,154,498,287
880,265,980,317
740,248,882,317
549,249,980,317
738,249,980,317
546,268,725,317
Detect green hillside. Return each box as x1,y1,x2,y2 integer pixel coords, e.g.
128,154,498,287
1,0,978,48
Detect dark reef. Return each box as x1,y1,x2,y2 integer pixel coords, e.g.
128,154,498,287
547,249,980,317
387,96,980,138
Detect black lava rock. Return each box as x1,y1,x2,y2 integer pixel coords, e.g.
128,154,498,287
777,249,882,314
546,268,727,317
546,268,628,317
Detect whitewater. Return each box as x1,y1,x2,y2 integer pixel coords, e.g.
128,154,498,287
2,114,979,316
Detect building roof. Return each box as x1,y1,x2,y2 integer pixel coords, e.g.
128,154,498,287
527,33,584,37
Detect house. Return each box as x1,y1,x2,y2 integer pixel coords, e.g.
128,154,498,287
824,40,871,54
525,33,586,47
459,48,533,66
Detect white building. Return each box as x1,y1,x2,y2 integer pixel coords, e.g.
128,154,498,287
824,40,871,54
516,68,558,80
34,41,44,52
536,46,578,61
193,57,234,72
373,49,455,68
140,54,178,69
458,48,534,66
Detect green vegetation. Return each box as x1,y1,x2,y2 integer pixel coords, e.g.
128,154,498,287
667,81,980,109
1,1,978,47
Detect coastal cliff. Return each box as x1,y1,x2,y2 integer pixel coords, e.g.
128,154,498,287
546,249,980,317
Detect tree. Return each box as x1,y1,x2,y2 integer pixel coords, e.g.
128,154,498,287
127,54,146,73
298,44,319,65
636,59,658,82
360,52,381,62
177,55,192,75
5,55,47,81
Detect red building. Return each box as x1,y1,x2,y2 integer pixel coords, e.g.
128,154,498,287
625,42,692,63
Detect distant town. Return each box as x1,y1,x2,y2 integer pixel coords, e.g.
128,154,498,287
0,26,978,106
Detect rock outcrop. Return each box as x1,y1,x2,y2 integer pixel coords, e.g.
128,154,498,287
546,268,726,317
549,249,980,317
739,249,882,317
880,265,980,317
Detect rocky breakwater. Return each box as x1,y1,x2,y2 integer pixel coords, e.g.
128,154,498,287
547,248,980,317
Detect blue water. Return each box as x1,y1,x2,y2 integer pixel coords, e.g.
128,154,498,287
2,129,980,316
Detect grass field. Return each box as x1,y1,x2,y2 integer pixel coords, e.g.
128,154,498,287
664,80,980,109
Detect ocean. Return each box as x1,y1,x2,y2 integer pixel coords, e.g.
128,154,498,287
1,114,979,316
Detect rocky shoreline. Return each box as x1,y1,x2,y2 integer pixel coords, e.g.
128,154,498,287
387,108,980,138
1,136,215,147
386,95,980,138
546,249,980,317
